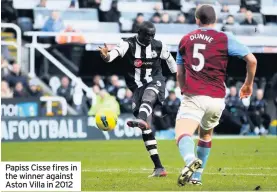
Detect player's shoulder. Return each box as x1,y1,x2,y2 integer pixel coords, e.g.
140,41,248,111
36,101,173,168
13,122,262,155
123,36,136,41
216,31,239,45
178,31,193,48
220,31,236,40
210,30,230,43
216,30,232,38
152,39,163,48
182,30,195,40
121,36,136,44
119,36,136,48
180,29,200,43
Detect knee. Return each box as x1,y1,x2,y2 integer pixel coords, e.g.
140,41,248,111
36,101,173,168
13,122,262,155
142,89,157,105
175,119,198,142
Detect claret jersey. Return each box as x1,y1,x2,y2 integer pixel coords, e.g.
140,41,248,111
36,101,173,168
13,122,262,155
177,27,250,98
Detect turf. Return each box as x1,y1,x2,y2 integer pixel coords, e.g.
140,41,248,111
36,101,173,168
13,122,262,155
2,138,277,191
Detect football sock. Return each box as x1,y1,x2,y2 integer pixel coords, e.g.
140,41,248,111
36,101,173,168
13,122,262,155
177,134,196,165
142,129,163,168
192,139,212,181
138,102,152,122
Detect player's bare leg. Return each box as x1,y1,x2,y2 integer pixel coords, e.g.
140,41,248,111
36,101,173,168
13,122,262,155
175,119,202,186
127,89,167,177
189,128,213,185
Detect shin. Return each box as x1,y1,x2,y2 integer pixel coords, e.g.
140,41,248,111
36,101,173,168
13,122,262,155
192,128,213,181
175,119,199,164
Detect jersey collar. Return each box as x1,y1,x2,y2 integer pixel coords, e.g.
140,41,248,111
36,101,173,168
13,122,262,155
199,27,218,31
135,35,147,47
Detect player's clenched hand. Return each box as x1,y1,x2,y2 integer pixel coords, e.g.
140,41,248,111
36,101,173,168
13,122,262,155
98,43,109,58
239,83,253,99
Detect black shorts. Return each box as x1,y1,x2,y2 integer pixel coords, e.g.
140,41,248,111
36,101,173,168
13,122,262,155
131,79,165,117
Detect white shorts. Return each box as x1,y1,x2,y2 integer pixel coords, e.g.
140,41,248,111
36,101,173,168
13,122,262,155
176,94,225,130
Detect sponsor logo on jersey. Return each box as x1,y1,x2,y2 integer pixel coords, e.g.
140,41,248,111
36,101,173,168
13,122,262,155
134,59,153,67
143,62,153,65
134,59,143,67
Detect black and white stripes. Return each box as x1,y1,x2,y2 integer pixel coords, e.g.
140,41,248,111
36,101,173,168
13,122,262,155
139,103,153,117
142,129,158,156
134,41,154,87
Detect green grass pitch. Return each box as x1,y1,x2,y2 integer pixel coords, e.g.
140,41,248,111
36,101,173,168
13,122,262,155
2,138,277,191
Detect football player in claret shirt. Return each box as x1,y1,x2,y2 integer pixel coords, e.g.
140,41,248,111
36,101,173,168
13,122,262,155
98,21,177,177
175,5,257,186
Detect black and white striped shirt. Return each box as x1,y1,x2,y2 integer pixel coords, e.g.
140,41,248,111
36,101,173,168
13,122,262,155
114,36,175,91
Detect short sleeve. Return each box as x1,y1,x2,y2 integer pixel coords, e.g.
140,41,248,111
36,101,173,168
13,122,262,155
160,42,171,60
114,39,129,57
225,32,250,58
176,50,183,65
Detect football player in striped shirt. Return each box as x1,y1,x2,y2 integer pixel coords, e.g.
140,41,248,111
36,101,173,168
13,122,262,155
99,21,177,177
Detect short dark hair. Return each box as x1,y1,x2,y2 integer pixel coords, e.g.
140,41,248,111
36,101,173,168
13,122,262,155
195,4,216,25
139,21,155,31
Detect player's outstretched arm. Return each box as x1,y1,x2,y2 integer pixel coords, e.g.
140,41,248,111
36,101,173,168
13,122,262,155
98,43,119,63
98,40,129,63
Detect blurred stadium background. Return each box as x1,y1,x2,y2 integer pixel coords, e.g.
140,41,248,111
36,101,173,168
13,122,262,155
1,0,277,142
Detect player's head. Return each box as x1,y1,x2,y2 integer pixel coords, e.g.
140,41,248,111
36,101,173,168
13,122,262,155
137,21,156,46
195,4,217,27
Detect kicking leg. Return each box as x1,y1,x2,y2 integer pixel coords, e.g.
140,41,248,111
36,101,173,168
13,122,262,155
127,88,158,129
175,118,203,186
190,128,213,185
